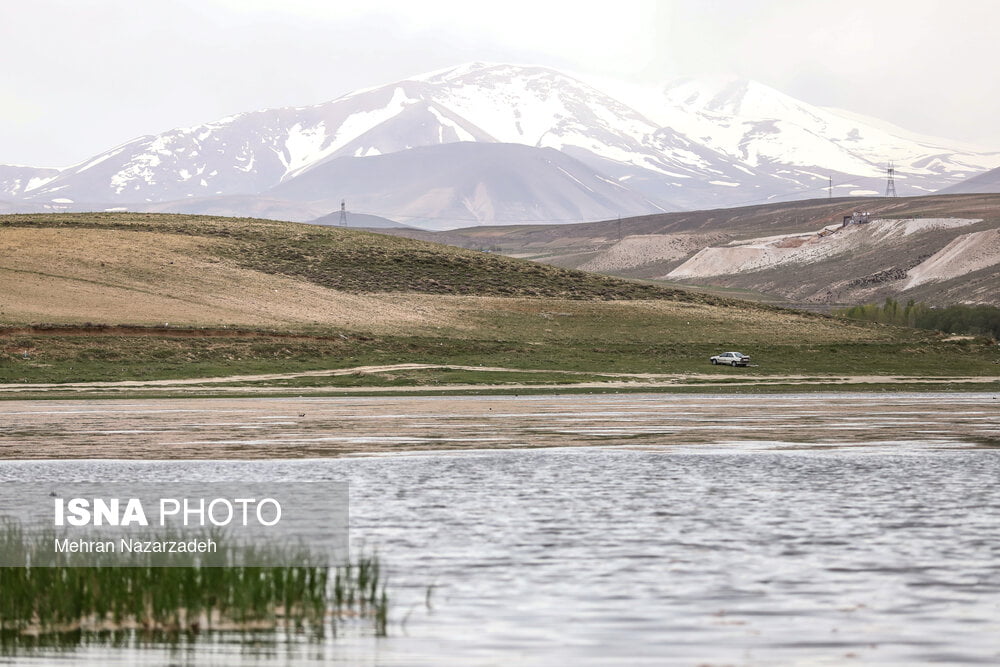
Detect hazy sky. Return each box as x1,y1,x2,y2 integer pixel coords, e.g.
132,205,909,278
3,0,998,166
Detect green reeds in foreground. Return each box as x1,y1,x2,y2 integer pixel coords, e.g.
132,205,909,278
0,523,389,648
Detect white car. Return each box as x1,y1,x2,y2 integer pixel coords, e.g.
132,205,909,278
710,351,751,367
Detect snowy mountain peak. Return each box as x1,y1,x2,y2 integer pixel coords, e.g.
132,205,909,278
663,76,815,122
656,73,1000,185
409,61,501,83
7,63,1000,224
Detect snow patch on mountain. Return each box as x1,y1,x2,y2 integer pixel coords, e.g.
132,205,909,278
426,105,477,142
77,145,132,172
650,76,1000,192
0,165,61,199
24,175,55,192
8,62,1000,219
282,87,421,179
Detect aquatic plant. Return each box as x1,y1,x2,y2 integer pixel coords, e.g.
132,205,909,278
0,522,389,649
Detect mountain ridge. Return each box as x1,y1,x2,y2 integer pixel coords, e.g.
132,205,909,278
5,63,999,227
938,164,1000,194
267,142,669,229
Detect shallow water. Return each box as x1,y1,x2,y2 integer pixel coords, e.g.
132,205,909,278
2,392,999,458
1,393,999,665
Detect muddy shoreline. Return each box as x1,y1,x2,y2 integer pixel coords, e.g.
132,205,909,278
2,392,997,460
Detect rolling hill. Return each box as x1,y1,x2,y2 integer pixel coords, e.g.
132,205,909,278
379,193,1000,308
309,210,412,229
4,211,993,390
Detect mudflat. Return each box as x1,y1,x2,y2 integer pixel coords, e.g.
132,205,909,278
2,392,996,459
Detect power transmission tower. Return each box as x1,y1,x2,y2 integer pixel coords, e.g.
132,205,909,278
828,176,832,199
339,200,348,227
885,163,897,198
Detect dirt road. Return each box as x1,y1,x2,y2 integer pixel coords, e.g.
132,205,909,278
0,363,996,397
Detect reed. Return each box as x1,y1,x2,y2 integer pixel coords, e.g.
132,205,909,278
0,522,389,649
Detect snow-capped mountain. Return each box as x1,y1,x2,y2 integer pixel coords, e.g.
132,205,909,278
0,164,60,199
268,142,668,229
20,63,751,217
9,63,1000,227
650,76,1000,197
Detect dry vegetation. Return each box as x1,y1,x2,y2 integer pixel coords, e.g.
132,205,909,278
0,212,996,389
0,227,463,331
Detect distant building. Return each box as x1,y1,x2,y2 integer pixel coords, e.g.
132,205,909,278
842,211,871,227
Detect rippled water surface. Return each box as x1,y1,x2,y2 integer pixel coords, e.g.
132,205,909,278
1,393,999,665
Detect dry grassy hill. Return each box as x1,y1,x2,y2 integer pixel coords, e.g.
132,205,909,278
0,212,712,331
0,212,994,388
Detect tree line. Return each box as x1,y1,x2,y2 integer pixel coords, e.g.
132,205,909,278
834,299,1000,339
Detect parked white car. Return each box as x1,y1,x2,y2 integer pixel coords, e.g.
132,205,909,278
710,351,751,367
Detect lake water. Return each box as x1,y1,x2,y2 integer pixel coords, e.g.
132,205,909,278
1,393,999,665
